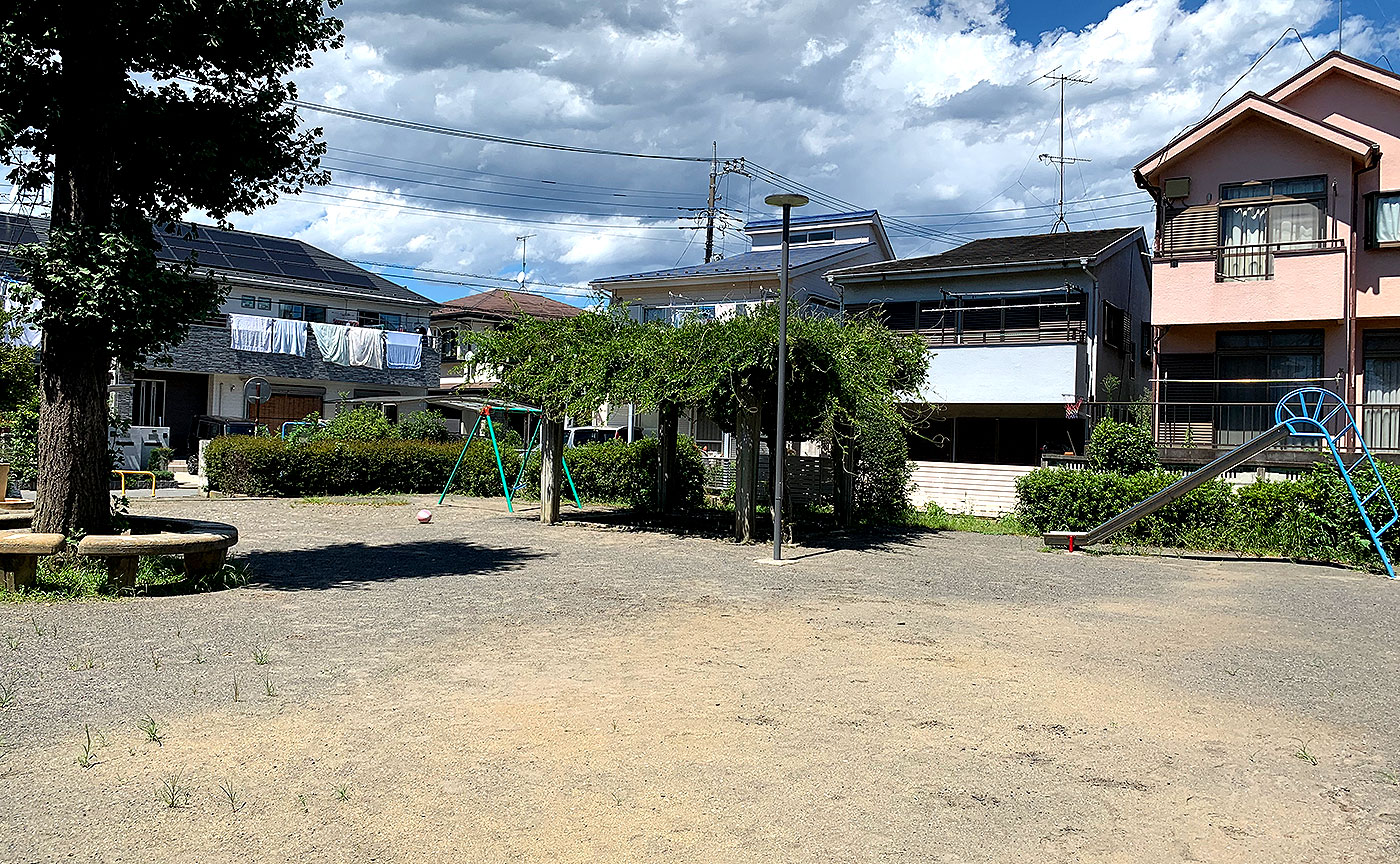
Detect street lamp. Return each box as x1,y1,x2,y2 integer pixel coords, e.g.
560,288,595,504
763,192,809,561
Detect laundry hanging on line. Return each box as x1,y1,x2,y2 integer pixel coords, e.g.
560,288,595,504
228,313,273,353
270,318,307,356
347,326,385,370
310,322,351,365
384,331,422,370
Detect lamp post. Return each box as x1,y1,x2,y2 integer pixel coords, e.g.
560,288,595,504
763,192,809,561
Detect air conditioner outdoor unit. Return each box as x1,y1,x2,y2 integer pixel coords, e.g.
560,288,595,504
1162,177,1191,199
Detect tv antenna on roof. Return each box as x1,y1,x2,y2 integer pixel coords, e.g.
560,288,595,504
1035,68,1094,233
515,233,536,290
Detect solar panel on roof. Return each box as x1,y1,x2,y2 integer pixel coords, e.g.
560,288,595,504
255,237,303,253
222,255,282,275
277,262,332,281
324,270,376,288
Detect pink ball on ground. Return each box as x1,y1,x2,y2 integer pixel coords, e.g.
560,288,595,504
416,509,432,524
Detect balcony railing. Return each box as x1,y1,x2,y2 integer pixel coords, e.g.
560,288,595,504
1085,400,1400,454
1214,238,1344,282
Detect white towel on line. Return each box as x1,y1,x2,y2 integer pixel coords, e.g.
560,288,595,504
385,331,422,370
310,322,351,365
348,326,385,369
229,314,273,353
270,318,307,356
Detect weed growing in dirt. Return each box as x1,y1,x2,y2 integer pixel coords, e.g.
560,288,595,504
190,643,205,664
252,641,269,665
1379,770,1398,785
0,674,17,708
140,715,164,745
76,724,98,768
263,676,277,697
334,784,349,801
158,774,192,808
297,793,310,813
28,616,41,637
4,635,17,651
1293,739,1319,765
231,673,241,702
218,778,245,813
69,650,95,671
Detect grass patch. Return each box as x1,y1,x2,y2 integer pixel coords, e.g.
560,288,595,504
906,503,1033,536
295,494,410,507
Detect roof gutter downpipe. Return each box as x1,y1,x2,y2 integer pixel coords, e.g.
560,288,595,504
1350,147,1382,415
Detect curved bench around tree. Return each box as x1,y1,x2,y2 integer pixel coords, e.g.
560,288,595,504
0,530,67,592
78,517,239,590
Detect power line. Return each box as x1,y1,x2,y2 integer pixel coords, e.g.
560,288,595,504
892,190,1143,219
346,259,590,294
324,149,699,199
295,100,720,163
293,188,697,243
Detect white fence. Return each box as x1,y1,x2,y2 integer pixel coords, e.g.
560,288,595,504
907,461,1035,518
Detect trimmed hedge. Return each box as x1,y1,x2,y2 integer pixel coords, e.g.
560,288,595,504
1015,462,1400,572
202,433,705,509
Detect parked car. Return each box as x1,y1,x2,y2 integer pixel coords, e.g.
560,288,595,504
186,415,258,474
564,425,644,447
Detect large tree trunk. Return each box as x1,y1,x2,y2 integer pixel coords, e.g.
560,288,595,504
831,422,857,530
32,12,121,536
539,416,565,525
734,396,762,542
656,401,679,514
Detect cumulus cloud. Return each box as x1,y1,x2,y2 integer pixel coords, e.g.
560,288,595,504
14,0,1394,303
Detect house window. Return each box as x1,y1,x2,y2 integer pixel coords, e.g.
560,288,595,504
358,310,381,327
789,229,835,244
240,295,256,309
381,313,403,330
1217,329,1325,447
1366,192,1400,247
1102,302,1126,351
132,379,166,427
279,303,303,320
256,297,272,310
1218,176,1326,280
304,305,327,323
1140,321,1152,367
1363,330,1400,451
643,305,715,325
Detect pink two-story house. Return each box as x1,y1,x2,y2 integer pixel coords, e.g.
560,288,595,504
1134,52,1400,460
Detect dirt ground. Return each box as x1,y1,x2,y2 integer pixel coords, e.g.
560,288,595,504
1,495,1398,862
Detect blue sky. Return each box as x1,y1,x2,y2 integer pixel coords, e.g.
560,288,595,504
1002,1,1210,42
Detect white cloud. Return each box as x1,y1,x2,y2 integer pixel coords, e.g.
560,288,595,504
191,1,1398,301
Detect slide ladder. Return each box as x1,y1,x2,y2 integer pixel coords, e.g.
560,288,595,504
1045,388,1398,578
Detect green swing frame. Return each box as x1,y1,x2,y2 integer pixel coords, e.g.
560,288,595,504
437,403,582,512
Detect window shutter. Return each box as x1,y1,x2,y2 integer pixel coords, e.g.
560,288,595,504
1161,205,1219,253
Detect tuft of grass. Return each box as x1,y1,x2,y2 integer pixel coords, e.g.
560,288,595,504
0,674,17,709
1293,739,1319,766
190,643,205,664
334,784,349,801
263,676,277,698
218,778,245,813
231,673,241,702
1378,770,1398,786
76,724,98,769
251,641,269,666
69,650,96,671
29,616,42,637
157,773,192,808
907,504,1033,536
4,635,17,651
139,715,164,745
297,793,310,813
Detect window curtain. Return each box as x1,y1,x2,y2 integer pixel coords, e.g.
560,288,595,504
1364,356,1400,451
1375,196,1400,245
1269,201,1322,247
1220,206,1267,279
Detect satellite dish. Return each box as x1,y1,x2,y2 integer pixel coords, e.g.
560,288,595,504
515,270,526,284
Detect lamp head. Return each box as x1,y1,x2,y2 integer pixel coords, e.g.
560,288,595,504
764,193,810,208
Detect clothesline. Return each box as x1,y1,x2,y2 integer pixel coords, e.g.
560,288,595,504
227,314,422,370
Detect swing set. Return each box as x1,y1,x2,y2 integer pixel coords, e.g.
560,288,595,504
437,400,582,513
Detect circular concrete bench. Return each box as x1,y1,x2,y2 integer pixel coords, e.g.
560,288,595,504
0,530,67,592
77,516,239,590
0,513,238,593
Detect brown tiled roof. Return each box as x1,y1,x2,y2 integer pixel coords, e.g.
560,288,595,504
830,227,1143,278
431,288,582,322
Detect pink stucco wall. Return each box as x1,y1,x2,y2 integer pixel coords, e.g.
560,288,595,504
1153,247,1346,326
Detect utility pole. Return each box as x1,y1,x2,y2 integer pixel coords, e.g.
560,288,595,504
515,233,535,290
702,149,750,263
1037,69,1093,233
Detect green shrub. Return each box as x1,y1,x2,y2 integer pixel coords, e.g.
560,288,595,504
314,405,395,442
0,393,40,486
854,408,912,519
146,446,174,472
1086,416,1160,474
1015,461,1400,572
396,410,452,442
202,432,704,509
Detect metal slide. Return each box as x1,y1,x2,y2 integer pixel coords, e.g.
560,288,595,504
1045,388,1399,578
